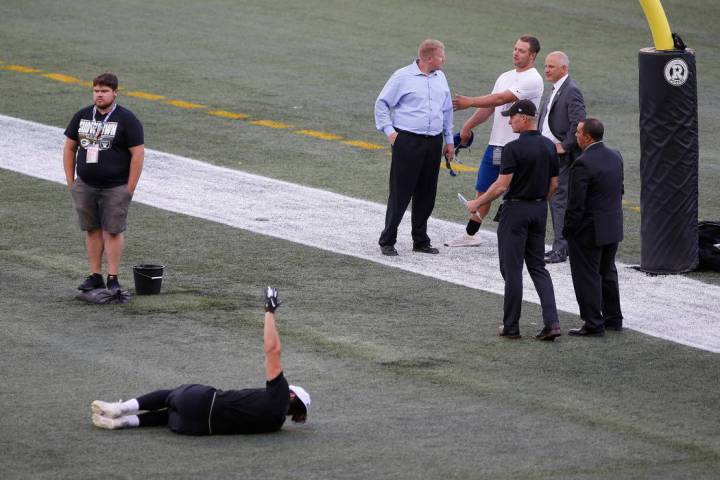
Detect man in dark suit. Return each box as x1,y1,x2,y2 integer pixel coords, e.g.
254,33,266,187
564,118,624,336
537,52,586,263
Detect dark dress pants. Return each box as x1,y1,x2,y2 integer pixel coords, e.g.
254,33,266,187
379,131,442,248
567,233,623,330
497,201,559,333
549,154,571,253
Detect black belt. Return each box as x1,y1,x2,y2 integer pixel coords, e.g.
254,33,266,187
505,198,544,202
395,128,442,139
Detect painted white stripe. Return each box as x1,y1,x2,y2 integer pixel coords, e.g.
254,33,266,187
2,113,719,352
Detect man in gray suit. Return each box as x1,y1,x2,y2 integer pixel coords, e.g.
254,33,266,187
537,52,586,263
564,118,624,337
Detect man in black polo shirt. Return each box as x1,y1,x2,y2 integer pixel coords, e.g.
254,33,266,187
90,287,312,434
466,100,561,340
63,72,144,292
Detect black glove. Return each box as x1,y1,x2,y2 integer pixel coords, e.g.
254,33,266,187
264,286,282,312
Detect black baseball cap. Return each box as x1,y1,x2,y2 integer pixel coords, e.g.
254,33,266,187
501,99,537,117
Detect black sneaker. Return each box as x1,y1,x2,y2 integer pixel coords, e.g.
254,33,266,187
78,273,105,291
106,275,122,292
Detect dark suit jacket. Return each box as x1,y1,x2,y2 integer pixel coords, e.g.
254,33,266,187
537,76,586,162
563,142,624,246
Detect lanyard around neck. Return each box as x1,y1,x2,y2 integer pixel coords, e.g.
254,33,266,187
91,103,117,139
93,103,117,124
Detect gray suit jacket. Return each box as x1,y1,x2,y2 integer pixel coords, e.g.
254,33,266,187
537,76,586,162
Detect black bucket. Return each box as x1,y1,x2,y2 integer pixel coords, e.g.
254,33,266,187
133,264,164,295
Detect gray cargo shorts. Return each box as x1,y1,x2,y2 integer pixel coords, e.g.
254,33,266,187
70,177,133,234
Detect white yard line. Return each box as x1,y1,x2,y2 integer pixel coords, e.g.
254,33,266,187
2,113,720,352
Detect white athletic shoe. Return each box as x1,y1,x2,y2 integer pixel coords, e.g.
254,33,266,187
91,400,123,418
92,413,125,430
444,233,482,247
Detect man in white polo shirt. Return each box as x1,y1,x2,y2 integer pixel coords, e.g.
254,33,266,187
447,35,543,247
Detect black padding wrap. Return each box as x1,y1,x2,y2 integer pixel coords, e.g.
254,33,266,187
638,48,699,273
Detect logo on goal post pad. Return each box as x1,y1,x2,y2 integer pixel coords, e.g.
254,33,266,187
664,58,689,87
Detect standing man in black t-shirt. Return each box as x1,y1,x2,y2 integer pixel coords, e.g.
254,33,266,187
63,72,144,292
90,287,312,434
466,100,561,340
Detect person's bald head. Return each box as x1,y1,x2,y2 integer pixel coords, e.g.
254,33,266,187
543,51,569,83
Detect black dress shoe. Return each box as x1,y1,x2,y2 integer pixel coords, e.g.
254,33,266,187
568,326,605,337
545,250,567,263
605,322,623,332
498,325,521,339
380,245,399,256
413,245,439,254
544,250,554,258
535,325,562,341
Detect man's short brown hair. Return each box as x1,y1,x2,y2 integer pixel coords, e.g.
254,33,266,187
93,72,119,91
519,35,540,55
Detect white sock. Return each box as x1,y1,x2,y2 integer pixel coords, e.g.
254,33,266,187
122,415,140,428
120,399,139,414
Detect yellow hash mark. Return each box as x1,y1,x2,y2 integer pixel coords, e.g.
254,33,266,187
165,99,206,109
2,64,42,73
249,119,293,129
127,91,166,101
629,206,641,212
2,61,403,154
42,73,81,83
341,140,385,150
445,163,478,173
208,110,249,120
295,129,342,141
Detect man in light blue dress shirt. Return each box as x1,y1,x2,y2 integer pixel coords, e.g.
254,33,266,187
374,39,454,256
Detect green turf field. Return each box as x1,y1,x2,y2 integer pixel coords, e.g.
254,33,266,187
1,1,719,478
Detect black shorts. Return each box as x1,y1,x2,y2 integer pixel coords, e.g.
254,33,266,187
166,384,217,435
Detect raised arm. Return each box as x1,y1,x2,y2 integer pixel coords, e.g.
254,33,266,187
263,286,283,381
453,89,518,111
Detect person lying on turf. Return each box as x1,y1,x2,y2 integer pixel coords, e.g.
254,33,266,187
90,287,311,434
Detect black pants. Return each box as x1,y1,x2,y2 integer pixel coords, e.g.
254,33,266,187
567,235,623,331
497,201,559,332
379,131,442,248
136,384,216,435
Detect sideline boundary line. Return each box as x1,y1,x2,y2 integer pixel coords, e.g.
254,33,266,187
0,62,649,210
1,113,716,352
